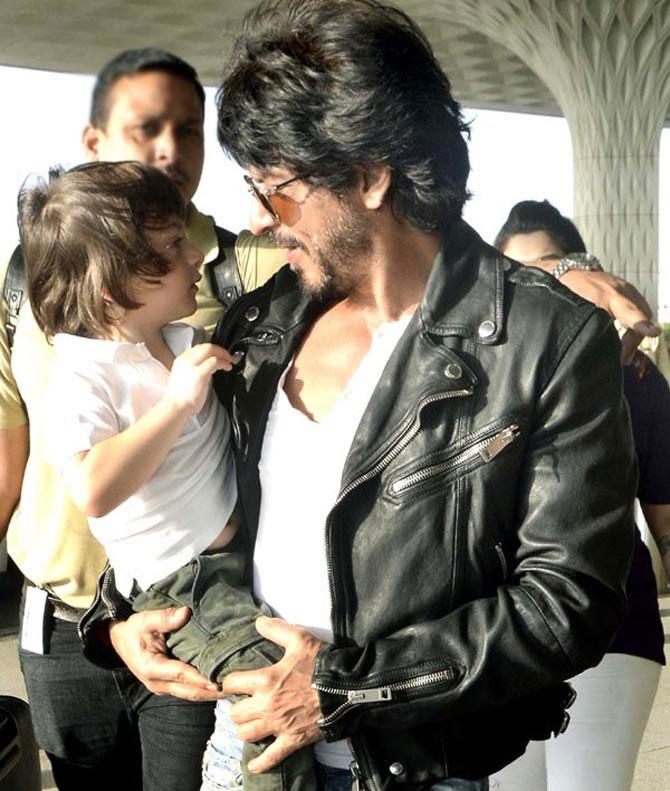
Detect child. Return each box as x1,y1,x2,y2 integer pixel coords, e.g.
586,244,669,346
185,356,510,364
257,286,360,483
19,161,315,791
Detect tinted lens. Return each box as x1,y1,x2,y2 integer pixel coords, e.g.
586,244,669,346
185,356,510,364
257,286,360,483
244,176,279,221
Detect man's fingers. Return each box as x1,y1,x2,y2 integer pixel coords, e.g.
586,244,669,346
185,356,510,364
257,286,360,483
134,605,193,635
222,667,266,697
620,329,643,365
228,694,259,724
108,607,222,700
254,615,310,652
630,319,661,337
235,718,272,743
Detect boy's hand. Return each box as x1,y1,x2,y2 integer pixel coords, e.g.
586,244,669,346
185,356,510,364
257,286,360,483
166,344,236,415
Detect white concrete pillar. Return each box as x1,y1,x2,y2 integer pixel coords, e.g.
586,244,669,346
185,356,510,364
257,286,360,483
420,0,670,316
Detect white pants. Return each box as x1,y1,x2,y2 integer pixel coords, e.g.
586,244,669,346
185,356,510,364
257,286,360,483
490,653,661,791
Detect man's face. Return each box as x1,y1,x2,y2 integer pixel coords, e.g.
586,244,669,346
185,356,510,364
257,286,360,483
83,71,205,204
247,167,371,299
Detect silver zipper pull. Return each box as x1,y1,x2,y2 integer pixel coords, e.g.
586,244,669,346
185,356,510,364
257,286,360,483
479,424,520,462
350,761,362,791
347,687,392,703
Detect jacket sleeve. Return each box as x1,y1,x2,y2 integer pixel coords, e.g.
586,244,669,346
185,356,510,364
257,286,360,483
313,309,636,741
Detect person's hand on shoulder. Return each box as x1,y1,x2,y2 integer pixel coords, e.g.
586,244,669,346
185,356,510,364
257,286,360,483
557,270,659,364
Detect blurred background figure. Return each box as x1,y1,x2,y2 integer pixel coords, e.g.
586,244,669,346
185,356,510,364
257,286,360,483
491,199,670,791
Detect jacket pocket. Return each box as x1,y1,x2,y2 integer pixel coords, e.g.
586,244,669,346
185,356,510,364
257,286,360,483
387,421,521,501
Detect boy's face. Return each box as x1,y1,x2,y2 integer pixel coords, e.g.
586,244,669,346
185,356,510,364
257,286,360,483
129,217,204,329
83,71,205,204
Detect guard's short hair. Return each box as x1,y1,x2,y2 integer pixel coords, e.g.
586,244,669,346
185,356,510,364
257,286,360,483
217,0,470,234
19,161,185,340
90,48,206,128
494,200,587,255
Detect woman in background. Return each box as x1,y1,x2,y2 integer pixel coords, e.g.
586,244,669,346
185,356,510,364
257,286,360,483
490,200,669,791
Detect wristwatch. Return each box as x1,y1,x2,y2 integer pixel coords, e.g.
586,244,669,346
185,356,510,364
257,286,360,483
550,252,603,280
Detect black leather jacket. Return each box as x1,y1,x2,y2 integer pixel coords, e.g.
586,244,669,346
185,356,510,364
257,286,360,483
213,221,636,789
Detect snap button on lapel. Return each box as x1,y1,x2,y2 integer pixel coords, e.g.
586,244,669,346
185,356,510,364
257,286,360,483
244,306,260,322
389,763,404,776
478,320,496,339
444,363,462,379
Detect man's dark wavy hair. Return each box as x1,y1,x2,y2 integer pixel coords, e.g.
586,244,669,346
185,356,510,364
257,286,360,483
217,0,470,233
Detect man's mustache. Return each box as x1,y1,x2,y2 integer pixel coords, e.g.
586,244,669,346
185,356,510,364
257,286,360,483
273,234,307,253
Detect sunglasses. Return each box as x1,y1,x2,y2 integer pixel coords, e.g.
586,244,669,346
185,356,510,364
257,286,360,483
244,174,310,222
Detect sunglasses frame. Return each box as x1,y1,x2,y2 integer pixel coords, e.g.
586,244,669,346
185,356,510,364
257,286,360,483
244,174,310,221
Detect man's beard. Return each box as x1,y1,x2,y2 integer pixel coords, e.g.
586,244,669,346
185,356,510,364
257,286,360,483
276,199,371,300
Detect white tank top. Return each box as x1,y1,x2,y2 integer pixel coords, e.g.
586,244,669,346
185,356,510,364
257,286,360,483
253,315,412,768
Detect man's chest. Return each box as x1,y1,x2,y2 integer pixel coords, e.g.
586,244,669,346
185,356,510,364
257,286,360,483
283,312,373,422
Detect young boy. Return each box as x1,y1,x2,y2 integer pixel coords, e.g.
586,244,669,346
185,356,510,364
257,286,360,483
19,160,315,791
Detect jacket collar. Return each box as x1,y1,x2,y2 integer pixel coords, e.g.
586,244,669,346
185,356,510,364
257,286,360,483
258,220,507,345
419,220,507,345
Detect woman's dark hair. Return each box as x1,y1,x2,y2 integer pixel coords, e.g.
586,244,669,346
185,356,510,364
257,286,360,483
493,199,586,255
90,48,206,128
19,161,185,340
217,0,471,234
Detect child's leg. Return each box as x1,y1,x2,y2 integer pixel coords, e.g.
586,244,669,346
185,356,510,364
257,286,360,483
200,701,316,791
131,550,284,678
132,551,317,791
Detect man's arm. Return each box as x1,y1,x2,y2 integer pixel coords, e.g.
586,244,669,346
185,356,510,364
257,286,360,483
529,265,659,363
0,424,27,540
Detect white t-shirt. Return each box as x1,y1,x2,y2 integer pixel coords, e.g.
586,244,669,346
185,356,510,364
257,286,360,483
49,323,237,596
254,315,413,769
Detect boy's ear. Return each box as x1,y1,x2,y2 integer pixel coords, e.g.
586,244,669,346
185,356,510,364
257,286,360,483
356,163,392,210
82,124,102,162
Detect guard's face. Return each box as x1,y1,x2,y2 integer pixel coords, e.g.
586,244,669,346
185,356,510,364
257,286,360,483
83,70,205,204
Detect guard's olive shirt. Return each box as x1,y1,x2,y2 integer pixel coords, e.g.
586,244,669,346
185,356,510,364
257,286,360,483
3,207,286,608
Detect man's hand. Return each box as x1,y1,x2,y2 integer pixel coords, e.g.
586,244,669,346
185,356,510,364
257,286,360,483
559,270,660,364
109,607,221,700
224,616,324,773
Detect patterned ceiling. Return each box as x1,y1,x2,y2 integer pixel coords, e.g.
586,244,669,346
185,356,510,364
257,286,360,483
0,0,562,117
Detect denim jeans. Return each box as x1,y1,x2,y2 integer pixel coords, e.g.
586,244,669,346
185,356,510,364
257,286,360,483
19,601,215,791
201,701,488,791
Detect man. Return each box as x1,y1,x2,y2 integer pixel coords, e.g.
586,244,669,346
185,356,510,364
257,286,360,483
0,48,284,790
98,2,641,789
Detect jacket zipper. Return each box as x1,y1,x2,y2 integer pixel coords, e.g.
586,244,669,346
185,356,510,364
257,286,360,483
324,387,473,640
314,665,459,728
389,423,520,495
320,388,472,789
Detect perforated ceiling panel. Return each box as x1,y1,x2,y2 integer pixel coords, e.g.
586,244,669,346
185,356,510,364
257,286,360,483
0,0,562,116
